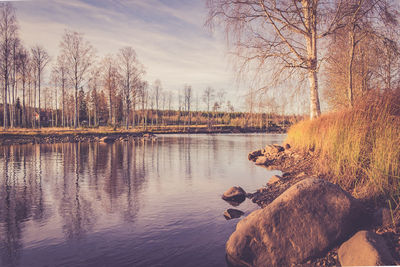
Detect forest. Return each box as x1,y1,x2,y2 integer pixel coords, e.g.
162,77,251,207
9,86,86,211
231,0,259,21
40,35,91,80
0,3,297,131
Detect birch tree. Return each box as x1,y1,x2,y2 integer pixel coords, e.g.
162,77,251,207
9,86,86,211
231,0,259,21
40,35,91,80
53,54,68,127
207,0,353,119
118,46,144,129
0,3,17,128
101,55,120,127
31,45,50,128
17,46,29,127
153,79,162,125
60,30,94,128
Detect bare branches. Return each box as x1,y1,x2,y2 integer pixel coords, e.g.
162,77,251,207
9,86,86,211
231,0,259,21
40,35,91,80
59,30,95,128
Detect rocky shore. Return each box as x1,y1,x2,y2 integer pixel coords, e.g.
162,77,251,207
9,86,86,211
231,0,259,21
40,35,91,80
0,132,157,145
0,126,287,146
223,144,400,266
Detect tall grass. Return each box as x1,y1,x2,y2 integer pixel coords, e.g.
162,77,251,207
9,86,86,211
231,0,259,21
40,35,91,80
286,91,400,201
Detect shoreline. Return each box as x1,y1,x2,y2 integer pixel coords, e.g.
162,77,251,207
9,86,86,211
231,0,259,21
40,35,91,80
244,144,400,266
0,126,286,145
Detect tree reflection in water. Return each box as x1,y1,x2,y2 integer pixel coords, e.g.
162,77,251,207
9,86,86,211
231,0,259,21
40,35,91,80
0,140,149,266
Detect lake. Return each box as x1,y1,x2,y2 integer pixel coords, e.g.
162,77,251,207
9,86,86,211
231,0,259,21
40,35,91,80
0,133,285,267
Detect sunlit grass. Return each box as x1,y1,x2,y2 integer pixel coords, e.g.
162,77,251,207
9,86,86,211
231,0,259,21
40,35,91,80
286,91,400,201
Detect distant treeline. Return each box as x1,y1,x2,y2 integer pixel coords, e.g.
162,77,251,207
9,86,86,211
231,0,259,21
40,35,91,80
0,100,302,130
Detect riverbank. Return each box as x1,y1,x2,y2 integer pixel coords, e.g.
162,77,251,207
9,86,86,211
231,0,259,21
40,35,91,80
224,93,400,266
246,144,400,265
0,125,286,145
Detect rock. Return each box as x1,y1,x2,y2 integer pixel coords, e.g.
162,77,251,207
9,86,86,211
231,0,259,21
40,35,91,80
373,208,394,228
255,156,269,165
267,175,281,186
248,150,263,161
100,136,117,143
338,230,394,266
264,144,284,154
222,186,246,203
226,178,362,266
224,209,245,220
284,143,291,150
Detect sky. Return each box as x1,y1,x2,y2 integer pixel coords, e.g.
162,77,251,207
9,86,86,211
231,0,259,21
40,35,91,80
13,0,249,110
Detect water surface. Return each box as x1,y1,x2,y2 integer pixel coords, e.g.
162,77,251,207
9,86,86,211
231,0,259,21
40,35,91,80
0,133,285,267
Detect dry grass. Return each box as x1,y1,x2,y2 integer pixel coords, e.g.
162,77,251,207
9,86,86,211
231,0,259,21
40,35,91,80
286,91,400,203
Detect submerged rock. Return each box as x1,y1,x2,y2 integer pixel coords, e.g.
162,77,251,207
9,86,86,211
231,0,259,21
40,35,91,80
224,209,245,220
226,178,362,266
222,186,246,203
338,230,394,266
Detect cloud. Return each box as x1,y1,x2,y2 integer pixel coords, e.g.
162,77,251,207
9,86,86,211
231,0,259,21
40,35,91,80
14,0,243,110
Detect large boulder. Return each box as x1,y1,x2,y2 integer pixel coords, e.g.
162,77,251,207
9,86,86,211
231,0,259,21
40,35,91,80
222,186,246,203
226,178,362,266
338,230,394,266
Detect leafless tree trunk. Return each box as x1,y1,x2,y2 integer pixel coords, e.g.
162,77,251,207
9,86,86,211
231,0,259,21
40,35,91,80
31,45,50,128
153,79,162,126
60,30,94,129
203,86,214,128
118,46,144,130
184,85,192,126
0,3,17,129
206,0,360,119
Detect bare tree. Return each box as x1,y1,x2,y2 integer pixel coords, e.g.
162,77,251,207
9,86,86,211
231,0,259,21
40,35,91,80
153,79,162,126
138,80,148,129
118,46,144,129
60,30,94,128
206,0,360,119
101,55,120,127
0,3,17,128
53,54,68,127
202,86,214,127
31,45,50,128
184,84,192,126
88,67,101,127
17,46,29,127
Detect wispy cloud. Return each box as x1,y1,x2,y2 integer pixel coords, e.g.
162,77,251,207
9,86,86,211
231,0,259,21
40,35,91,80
14,0,243,108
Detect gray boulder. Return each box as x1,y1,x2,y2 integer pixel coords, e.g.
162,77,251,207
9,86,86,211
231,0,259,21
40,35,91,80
338,230,394,266
226,178,362,266
222,186,246,203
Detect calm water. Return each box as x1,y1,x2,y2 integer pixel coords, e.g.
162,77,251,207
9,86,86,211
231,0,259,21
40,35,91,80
0,133,285,267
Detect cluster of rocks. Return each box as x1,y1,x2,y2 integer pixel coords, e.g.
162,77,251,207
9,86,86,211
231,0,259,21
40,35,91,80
0,132,157,145
222,143,399,266
221,186,247,220
225,178,396,266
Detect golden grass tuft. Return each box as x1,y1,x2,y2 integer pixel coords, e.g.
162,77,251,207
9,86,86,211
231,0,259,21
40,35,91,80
286,91,400,202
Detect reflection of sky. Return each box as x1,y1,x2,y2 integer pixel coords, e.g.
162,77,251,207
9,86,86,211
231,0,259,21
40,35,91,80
13,0,245,109
0,134,285,266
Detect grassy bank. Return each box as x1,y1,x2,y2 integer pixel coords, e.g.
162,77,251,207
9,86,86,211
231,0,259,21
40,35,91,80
0,124,285,136
286,92,400,203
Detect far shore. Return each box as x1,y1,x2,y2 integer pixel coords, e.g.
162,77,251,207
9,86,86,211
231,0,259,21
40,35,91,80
0,125,287,145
